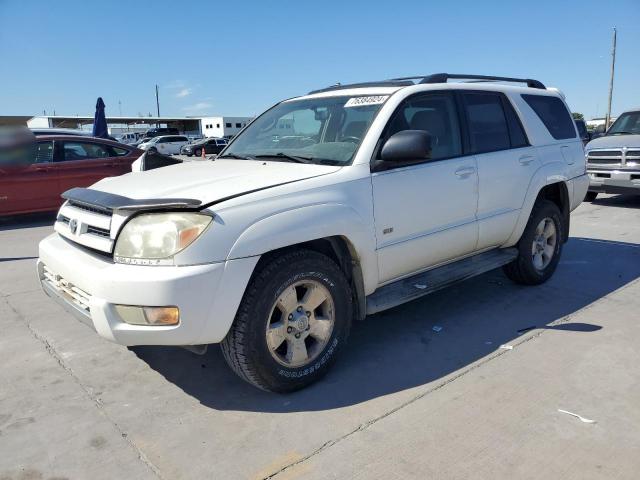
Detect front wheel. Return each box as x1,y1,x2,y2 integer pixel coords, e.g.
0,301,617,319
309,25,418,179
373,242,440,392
194,148,202,157
221,249,353,392
503,200,563,285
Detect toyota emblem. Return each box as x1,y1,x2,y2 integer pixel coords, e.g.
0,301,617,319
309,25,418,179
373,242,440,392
69,219,78,234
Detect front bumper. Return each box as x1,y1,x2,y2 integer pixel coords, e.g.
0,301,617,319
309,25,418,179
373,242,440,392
587,169,640,195
38,233,259,346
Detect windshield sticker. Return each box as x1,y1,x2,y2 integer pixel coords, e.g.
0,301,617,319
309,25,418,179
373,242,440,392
344,96,389,108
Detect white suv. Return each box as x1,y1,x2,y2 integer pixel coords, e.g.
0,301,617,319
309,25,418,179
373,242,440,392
38,73,588,392
138,135,189,155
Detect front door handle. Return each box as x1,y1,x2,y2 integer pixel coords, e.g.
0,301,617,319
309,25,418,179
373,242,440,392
455,166,476,177
519,155,535,165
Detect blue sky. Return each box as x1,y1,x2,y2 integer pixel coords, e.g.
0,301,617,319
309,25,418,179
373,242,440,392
0,0,638,120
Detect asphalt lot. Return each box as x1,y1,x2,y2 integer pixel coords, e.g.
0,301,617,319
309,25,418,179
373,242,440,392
1,194,639,480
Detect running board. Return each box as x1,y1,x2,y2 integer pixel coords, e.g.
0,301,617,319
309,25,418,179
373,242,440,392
366,248,518,315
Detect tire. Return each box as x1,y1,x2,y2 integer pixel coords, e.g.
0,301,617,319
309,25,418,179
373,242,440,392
221,249,353,392
194,148,202,157
503,199,564,285
584,191,598,202
147,147,157,154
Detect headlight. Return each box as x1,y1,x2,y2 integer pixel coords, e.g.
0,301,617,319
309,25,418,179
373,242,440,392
114,212,212,265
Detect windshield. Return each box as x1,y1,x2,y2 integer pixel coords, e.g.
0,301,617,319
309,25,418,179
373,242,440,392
607,111,640,135
220,95,389,165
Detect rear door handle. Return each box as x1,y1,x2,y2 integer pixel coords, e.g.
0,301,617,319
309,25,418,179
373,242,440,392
455,166,476,177
519,155,535,165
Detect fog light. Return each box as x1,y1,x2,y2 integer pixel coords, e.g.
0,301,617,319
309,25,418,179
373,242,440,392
115,305,180,326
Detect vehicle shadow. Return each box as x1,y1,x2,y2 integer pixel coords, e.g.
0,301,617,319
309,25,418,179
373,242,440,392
591,194,640,209
132,236,640,412
0,212,56,231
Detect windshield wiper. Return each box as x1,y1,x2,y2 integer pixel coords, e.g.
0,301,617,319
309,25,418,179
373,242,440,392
218,153,255,160
254,153,314,164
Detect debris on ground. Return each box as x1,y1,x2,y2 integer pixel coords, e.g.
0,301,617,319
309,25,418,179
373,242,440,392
414,283,427,289
432,326,443,333
499,344,513,350
558,409,596,424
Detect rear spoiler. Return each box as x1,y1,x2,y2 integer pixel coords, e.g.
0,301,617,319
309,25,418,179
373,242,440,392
61,187,202,213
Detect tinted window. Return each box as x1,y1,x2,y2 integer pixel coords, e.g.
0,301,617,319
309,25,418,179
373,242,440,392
225,122,232,128
502,97,528,148
110,146,130,156
463,93,510,153
35,141,54,163
384,93,462,160
575,120,588,138
522,94,576,140
235,123,242,128
61,142,111,161
607,111,640,135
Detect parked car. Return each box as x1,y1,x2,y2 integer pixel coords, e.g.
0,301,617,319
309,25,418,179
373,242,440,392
117,132,139,145
138,135,189,155
574,119,591,146
38,73,587,392
144,127,179,138
1,135,142,216
583,107,640,201
180,137,228,156
132,136,151,147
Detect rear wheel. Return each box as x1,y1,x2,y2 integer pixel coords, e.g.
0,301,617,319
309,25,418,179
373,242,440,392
503,200,563,285
221,249,353,392
584,191,598,202
194,148,202,157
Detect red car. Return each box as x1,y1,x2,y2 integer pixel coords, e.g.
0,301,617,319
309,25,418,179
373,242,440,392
1,135,142,216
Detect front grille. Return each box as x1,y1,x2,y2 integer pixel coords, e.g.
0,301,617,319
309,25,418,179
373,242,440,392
587,148,640,168
87,226,111,238
67,200,112,216
42,265,91,312
588,150,620,157
55,202,115,254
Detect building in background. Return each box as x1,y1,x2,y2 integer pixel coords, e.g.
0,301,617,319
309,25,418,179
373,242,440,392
14,114,253,139
200,116,253,138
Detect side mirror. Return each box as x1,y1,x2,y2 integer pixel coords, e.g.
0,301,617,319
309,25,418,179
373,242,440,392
381,130,432,162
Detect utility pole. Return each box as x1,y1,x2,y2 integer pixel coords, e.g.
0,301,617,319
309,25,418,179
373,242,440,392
605,27,617,130
155,84,160,127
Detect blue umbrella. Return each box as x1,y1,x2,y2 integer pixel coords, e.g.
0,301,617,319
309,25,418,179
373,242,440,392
92,97,109,138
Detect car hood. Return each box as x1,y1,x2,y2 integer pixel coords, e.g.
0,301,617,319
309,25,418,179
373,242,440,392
91,159,341,206
586,134,640,150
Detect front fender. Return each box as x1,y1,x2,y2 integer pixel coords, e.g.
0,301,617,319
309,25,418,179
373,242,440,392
504,161,569,247
228,203,378,295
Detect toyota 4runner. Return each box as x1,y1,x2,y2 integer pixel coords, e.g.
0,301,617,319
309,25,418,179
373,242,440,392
38,73,588,392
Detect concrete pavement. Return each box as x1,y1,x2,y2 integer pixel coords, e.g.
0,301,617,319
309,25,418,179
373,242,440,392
1,194,639,479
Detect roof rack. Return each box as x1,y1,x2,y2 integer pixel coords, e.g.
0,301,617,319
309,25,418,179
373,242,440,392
308,80,414,95
309,73,546,95
412,73,546,89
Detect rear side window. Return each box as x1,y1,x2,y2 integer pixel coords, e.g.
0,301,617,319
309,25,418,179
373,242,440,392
462,93,510,153
60,142,112,161
522,94,576,140
110,146,130,156
35,141,54,163
502,97,529,148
